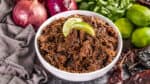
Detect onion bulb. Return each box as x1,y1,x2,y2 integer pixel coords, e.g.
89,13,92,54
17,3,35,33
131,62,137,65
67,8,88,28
46,0,77,16
64,0,77,10
13,0,48,29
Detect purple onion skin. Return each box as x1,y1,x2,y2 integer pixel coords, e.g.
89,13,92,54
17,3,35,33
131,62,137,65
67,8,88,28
46,0,67,16
13,0,48,30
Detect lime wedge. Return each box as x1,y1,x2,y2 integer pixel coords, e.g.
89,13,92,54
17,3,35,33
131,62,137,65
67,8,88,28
72,22,95,36
63,18,95,37
63,18,83,37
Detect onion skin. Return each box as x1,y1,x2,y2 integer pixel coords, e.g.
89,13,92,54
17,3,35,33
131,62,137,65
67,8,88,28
46,0,77,16
46,0,67,16
13,0,48,29
64,0,77,10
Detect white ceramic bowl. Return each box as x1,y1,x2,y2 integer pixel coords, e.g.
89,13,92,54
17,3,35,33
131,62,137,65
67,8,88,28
35,10,123,82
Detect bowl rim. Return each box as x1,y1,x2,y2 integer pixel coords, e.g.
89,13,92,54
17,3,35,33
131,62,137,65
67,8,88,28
35,10,123,82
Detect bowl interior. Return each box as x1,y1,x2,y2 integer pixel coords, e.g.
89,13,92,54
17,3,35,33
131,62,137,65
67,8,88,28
35,10,123,82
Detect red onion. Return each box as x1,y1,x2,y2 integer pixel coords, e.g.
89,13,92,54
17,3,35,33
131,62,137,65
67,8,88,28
64,0,77,10
13,0,48,29
46,0,77,16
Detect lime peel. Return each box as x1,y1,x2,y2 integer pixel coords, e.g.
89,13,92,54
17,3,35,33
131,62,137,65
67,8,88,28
63,18,95,37
72,22,95,36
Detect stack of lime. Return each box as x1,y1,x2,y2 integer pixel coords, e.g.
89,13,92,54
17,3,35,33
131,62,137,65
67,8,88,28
115,4,150,48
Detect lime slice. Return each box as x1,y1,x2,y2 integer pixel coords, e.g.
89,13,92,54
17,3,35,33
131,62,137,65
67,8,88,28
63,18,95,37
63,18,83,37
72,22,95,36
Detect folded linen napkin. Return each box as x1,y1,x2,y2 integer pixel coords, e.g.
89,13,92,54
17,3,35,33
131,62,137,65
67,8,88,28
0,23,48,84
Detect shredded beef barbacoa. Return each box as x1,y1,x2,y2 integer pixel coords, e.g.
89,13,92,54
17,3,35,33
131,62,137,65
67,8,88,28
38,15,118,73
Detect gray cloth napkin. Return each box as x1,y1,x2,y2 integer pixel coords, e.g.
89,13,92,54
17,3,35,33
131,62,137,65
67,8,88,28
0,0,108,84
0,24,47,84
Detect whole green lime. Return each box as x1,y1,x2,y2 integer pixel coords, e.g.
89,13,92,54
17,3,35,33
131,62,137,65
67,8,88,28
132,27,150,48
115,18,134,39
127,4,150,26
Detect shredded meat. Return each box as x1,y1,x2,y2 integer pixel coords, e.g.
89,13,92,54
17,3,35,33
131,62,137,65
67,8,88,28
38,15,118,73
